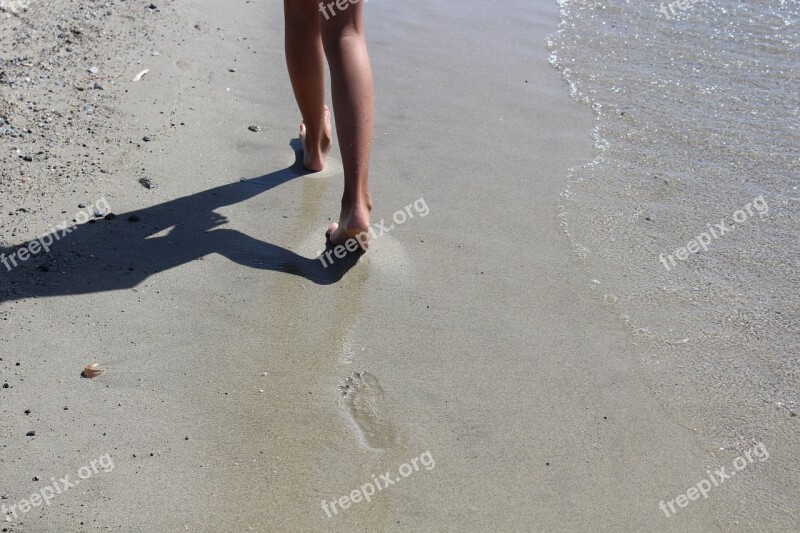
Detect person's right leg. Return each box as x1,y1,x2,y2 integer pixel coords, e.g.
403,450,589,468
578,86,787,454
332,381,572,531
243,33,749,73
284,0,331,172
320,1,374,248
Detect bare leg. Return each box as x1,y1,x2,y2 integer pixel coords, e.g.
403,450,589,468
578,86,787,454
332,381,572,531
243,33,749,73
284,0,332,172
320,1,374,248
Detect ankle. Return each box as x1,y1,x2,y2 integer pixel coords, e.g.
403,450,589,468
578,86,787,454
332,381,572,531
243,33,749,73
342,192,371,214
305,131,328,149
358,192,372,213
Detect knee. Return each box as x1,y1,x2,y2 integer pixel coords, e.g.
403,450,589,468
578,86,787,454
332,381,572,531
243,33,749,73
319,1,364,44
321,22,364,52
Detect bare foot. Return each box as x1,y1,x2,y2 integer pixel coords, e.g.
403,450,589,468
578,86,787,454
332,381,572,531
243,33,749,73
327,193,372,250
299,106,332,172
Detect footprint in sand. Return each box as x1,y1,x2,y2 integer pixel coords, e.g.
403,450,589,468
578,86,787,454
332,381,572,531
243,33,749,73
338,371,396,450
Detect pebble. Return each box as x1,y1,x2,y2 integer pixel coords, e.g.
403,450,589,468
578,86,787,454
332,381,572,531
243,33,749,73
88,66,99,74
128,214,141,222
93,209,105,218
143,136,152,142
248,125,260,132
138,177,156,189
26,431,35,437
104,213,116,220
94,82,104,90
78,203,86,208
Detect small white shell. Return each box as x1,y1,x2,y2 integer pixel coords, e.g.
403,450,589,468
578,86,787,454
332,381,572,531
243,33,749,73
131,69,150,82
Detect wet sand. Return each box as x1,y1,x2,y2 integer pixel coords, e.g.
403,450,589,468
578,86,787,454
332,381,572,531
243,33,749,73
0,0,742,530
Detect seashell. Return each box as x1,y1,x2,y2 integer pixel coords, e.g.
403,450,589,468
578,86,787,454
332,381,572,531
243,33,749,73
131,69,150,82
82,363,102,379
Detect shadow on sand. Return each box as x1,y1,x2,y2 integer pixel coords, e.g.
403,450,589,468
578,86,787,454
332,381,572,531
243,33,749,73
0,140,362,304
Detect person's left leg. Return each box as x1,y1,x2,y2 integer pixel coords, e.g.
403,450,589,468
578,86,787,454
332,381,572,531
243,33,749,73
284,0,332,171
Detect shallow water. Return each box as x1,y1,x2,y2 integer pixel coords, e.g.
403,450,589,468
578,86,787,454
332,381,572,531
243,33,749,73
549,0,799,526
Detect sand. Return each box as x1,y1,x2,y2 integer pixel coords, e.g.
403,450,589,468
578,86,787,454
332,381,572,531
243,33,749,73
0,0,752,530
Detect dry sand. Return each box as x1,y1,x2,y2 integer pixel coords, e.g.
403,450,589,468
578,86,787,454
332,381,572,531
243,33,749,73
0,0,751,531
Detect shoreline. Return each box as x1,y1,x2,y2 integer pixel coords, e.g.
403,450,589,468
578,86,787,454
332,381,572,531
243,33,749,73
0,0,749,530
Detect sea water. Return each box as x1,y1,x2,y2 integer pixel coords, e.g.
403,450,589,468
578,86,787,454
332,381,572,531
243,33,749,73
549,0,799,526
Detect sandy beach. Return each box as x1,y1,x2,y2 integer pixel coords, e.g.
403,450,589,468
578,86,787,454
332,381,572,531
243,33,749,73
1,0,796,531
